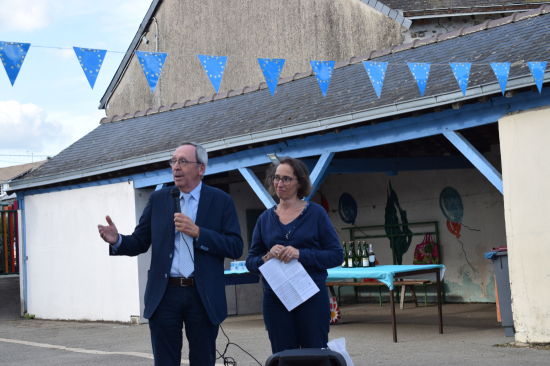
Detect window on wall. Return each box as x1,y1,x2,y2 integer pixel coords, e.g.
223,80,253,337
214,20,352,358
0,184,4,196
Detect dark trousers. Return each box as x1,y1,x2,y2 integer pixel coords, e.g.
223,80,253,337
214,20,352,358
263,284,330,354
149,284,219,366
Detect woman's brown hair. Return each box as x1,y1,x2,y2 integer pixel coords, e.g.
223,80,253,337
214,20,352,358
265,157,312,199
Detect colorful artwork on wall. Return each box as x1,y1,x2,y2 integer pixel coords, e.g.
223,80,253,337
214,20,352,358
439,187,464,238
384,181,413,265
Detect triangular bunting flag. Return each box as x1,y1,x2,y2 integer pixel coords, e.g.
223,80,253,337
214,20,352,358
408,63,430,97
73,47,107,89
490,63,510,95
0,41,31,86
310,60,335,97
258,58,285,96
135,51,167,93
198,55,227,94
527,61,546,93
363,61,388,98
450,63,471,96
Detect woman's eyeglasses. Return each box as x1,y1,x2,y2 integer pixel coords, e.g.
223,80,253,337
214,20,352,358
272,175,294,185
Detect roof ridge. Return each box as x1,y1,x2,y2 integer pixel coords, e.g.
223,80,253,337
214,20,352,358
99,4,550,125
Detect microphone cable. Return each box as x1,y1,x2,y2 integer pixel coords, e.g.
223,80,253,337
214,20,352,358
179,232,263,366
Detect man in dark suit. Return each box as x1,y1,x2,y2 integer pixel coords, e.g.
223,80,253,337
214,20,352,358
98,142,243,366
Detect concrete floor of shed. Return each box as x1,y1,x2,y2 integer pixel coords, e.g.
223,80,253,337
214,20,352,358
2,297,549,366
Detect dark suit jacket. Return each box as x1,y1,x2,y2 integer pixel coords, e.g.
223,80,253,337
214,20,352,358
111,184,243,324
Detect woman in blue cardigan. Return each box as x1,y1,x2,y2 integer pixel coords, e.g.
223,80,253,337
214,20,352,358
246,157,344,353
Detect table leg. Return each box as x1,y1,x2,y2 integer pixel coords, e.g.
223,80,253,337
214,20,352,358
400,285,406,310
390,288,397,342
436,270,443,334
411,286,418,307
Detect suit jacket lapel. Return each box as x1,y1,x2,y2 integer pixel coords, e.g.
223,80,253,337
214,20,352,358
196,184,213,227
165,189,176,247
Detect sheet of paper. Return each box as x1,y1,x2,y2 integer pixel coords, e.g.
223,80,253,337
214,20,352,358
260,258,320,311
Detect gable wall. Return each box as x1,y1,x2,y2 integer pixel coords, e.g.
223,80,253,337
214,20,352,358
105,0,404,117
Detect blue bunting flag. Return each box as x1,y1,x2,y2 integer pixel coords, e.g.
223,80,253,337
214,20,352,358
73,47,107,89
449,63,471,96
258,58,285,96
310,60,335,97
363,61,388,98
198,55,227,94
490,63,510,95
527,62,546,93
135,51,167,93
408,63,430,97
0,41,31,86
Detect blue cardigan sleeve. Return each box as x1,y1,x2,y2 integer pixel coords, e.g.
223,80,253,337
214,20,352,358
245,215,268,273
298,209,343,270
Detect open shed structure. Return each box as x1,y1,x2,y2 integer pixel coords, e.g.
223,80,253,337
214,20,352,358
9,6,550,344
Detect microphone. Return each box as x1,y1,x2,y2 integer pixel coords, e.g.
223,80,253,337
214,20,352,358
171,187,181,213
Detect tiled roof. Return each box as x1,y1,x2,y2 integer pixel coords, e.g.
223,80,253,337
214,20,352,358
0,161,47,182
14,7,550,184
382,1,550,12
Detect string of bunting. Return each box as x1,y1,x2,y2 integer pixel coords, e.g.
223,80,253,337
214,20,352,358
1,41,547,97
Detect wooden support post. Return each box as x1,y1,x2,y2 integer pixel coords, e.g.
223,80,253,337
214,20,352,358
443,130,503,194
305,152,334,201
238,168,276,209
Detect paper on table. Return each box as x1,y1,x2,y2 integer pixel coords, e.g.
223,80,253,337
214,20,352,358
259,258,319,311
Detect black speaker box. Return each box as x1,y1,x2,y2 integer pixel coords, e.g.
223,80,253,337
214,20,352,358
265,348,347,366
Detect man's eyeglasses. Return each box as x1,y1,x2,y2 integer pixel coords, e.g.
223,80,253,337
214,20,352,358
169,158,201,167
272,175,294,185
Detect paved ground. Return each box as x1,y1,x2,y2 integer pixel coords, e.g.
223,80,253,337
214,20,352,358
1,294,549,366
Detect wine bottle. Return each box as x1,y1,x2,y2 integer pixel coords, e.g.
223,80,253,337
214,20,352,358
355,242,362,267
362,241,369,267
348,241,355,268
342,242,348,268
368,243,376,268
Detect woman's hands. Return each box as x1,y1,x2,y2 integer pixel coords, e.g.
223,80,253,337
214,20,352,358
278,245,300,264
269,244,285,261
266,244,300,264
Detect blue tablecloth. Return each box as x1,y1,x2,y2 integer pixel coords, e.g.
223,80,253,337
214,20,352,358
224,269,249,275
225,265,445,290
326,265,446,290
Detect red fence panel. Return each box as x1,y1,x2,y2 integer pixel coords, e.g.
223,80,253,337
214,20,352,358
0,203,19,275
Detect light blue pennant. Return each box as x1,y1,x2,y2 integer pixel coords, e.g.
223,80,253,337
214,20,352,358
135,51,167,93
73,47,107,89
527,61,546,93
449,63,471,96
490,63,510,95
408,63,430,97
198,55,227,94
310,60,335,97
0,41,31,86
363,61,388,98
258,58,285,96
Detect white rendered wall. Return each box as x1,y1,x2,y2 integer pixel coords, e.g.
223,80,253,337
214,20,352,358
499,106,550,344
24,182,141,322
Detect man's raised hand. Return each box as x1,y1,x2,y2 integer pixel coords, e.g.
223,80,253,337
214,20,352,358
98,215,119,245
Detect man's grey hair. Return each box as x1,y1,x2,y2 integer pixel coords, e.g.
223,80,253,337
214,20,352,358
181,141,208,167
